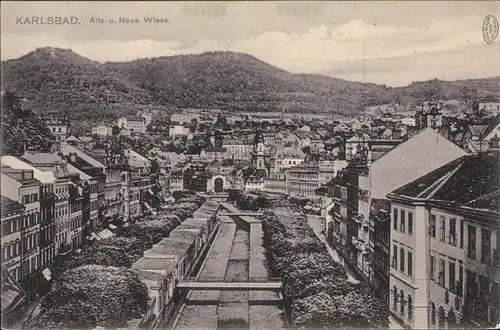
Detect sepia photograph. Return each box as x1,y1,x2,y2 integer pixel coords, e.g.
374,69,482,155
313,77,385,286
0,1,499,329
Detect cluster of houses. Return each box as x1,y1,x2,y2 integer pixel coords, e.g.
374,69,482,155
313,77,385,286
317,127,499,328
1,131,170,310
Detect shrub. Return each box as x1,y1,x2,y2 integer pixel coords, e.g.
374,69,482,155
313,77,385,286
235,191,389,328
35,266,148,329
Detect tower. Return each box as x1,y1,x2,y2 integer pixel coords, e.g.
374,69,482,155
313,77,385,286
252,123,266,170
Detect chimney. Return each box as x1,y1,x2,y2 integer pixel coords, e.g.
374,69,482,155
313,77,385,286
69,152,77,163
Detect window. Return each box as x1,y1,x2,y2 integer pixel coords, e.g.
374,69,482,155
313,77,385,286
449,261,456,293
408,251,413,277
392,245,398,268
400,210,406,233
408,212,413,235
440,216,446,242
468,225,477,259
481,228,491,264
400,289,405,315
457,264,464,297
431,302,436,325
430,214,436,238
439,259,445,286
408,296,413,320
460,220,464,248
393,208,398,230
393,286,398,310
449,218,457,245
400,248,405,272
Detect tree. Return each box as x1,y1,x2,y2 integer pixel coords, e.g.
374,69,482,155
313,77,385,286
112,125,121,135
1,91,53,155
34,265,148,329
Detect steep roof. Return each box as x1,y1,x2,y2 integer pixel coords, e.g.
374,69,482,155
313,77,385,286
391,151,499,213
1,196,24,215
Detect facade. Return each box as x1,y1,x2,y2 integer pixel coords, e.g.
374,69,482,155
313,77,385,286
92,124,112,136
478,99,500,113
263,170,287,195
402,117,416,127
169,124,191,137
44,117,71,142
170,112,200,124
200,147,228,162
222,138,253,160
1,167,42,300
387,151,500,329
287,162,320,197
1,196,25,284
117,116,146,133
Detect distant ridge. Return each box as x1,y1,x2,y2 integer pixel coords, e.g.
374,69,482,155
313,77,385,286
1,47,499,121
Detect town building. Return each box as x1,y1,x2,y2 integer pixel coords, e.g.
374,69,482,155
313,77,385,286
1,196,25,286
200,147,228,162
1,167,42,300
42,114,71,142
14,153,84,254
92,124,113,136
402,117,416,127
387,151,499,329
169,124,191,137
478,97,500,114
269,147,305,173
263,170,287,195
222,138,253,160
117,116,146,133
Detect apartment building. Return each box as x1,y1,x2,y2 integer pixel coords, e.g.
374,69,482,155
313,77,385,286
1,167,42,300
1,196,24,284
387,151,499,329
92,124,112,136
269,147,305,173
222,138,253,160
169,124,191,137
356,128,467,295
286,163,320,197
117,116,146,133
263,170,287,195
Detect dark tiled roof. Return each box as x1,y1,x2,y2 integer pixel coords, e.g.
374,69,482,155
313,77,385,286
392,151,500,212
1,196,24,215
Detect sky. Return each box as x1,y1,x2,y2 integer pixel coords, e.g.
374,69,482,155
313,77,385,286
1,1,499,86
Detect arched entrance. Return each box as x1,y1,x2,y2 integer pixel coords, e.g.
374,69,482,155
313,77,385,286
447,310,456,329
214,177,224,193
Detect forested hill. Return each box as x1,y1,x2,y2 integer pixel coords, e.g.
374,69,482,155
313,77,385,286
1,47,499,121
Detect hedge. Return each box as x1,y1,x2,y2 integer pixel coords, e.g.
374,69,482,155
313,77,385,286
230,191,390,328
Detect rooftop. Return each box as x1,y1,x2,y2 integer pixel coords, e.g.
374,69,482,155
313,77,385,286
1,196,24,215
391,151,499,213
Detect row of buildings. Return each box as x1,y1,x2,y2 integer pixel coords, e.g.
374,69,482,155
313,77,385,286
319,127,499,329
1,140,168,312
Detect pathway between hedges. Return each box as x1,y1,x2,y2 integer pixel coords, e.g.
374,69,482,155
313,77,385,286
175,211,284,329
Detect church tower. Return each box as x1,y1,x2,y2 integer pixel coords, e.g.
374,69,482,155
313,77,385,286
252,123,266,170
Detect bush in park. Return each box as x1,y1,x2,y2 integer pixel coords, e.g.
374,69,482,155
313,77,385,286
34,265,148,329
128,214,182,245
66,245,133,269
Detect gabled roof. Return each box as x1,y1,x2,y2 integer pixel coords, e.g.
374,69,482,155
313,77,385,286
468,125,488,137
1,196,24,215
391,151,499,212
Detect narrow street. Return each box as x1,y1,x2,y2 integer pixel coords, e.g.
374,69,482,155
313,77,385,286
306,214,402,330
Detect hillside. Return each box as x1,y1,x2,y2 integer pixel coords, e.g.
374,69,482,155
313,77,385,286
1,47,499,121
1,91,53,155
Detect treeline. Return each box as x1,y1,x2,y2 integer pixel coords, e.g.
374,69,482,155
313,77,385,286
228,191,389,328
